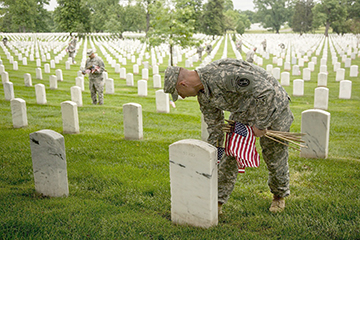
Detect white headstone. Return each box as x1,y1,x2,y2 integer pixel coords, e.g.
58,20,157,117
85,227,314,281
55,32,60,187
339,80,352,99
4,82,15,101
284,61,291,71
280,72,290,86
153,74,162,88
1,71,9,84
29,129,69,197
153,65,159,75
335,68,345,82
75,76,85,91
300,109,330,159
314,87,329,110
50,60,55,69
155,90,170,113
142,68,149,80
44,63,50,73
105,78,114,94
70,86,83,106
133,64,139,75
115,63,121,73
349,65,358,77
266,64,273,74
11,98,28,128
272,67,280,80
123,103,143,140
36,68,42,80
65,61,71,70
138,80,147,97
120,67,126,79
292,65,300,76
303,68,311,81
49,75,57,90
35,84,47,104
13,61,18,70
317,72,328,87
293,79,304,96
126,73,134,86
169,139,218,228
22,58,28,65
61,101,80,134
24,73,32,87
0,65,5,74
55,69,63,81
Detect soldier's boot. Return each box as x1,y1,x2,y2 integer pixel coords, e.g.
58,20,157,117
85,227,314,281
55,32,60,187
269,196,285,213
218,202,223,215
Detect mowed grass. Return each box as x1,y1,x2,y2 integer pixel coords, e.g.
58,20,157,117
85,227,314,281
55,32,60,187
0,35,359,240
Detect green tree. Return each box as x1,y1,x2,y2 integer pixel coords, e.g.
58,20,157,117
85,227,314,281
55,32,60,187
0,0,49,32
147,0,196,65
312,0,347,36
201,0,225,36
54,0,91,33
121,3,147,32
254,0,291,33
87,0,119,32
291,0,314,34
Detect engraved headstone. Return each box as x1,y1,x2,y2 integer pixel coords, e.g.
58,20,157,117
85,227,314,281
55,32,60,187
11,98,28,128
61,101,80,134
123,103,143,140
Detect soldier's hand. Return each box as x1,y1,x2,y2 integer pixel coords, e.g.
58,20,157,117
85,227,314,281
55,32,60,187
252,125,267,137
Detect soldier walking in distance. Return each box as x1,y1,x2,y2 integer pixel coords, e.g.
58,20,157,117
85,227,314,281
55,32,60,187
205,43,212,55
197,44,204,62
82,49,106,105
246,47,257,63
163,59,294,214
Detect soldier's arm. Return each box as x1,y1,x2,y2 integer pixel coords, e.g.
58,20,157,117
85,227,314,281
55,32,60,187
199,102,225,147
97,59,105,74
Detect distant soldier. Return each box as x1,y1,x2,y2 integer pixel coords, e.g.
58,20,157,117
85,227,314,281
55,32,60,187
261,39,267,52
197,45,204,61
2,37,8,46
67,42,76,64
82,49,106,105
236,39,242,53
70,36,78,49
205,43,212,55
246,47,257,63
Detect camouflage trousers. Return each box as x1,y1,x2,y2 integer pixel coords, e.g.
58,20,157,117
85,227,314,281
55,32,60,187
68,52,75,63
89,78,104,105
218,106,294,204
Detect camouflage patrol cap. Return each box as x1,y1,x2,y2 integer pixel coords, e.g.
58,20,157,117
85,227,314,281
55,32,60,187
87,49,95,56
164,66,180,101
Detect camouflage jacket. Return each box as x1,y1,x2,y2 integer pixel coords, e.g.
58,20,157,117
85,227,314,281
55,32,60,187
196,58,291,147
85,56,105,80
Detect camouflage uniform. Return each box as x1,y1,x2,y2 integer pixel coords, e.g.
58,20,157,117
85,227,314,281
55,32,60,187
206,44,213,55
197,46,204,61
85,55,105,105
196,59,293,204
246,49,255,63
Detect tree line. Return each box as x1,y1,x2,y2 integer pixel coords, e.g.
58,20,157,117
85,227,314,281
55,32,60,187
0,0,359,37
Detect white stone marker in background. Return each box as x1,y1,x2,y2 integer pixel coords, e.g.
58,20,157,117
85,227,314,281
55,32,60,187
50,60,55,69
169,139,218,228
292,65,300,76
36,68,42,80
293,79,304,96
1,71,9,84
153,74,162,88
13,61,18,70
11,98,28,128
70,86,83,106
280,72,290,86
75,76,84,91
61,101,80,134
65,61,71,70
303,68,311,81
123,103,143,140
105,78,115,94
138,80,147,97
44,63,50,73
153,65,159,75
142,68,149,80
272,67,280,80
0,65,5,74
317,72,328,87
350,65,358,77
29,129,69,197
339,80,352,99
335,68,345,82
4,82,15,101
120,67,126,79
35,84,47,104
55,69,63,81
126,73,134,86
266,64,273,74
155,90,170,113
300,109,330,159
24,73,33,87
22,58,27,66
49,75,57,90
133,64,139,75
314,87,329,110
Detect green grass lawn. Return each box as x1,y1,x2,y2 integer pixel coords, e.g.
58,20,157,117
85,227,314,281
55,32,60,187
1,34,359,240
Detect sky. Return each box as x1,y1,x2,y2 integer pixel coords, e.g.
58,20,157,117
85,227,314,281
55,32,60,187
45,0,255,12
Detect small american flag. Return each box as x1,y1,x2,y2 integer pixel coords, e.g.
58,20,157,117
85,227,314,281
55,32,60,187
225,122,260,173
217,147,225,163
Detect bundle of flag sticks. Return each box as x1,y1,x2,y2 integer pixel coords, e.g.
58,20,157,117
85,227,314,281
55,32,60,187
223,119,307,151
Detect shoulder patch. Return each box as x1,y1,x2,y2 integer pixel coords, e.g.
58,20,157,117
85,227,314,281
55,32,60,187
237,77,251,87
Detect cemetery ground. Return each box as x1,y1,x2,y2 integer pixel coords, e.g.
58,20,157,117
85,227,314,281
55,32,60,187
0,35,359,240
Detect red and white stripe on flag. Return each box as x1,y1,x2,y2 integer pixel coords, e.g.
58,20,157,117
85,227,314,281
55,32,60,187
225,122,260,173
